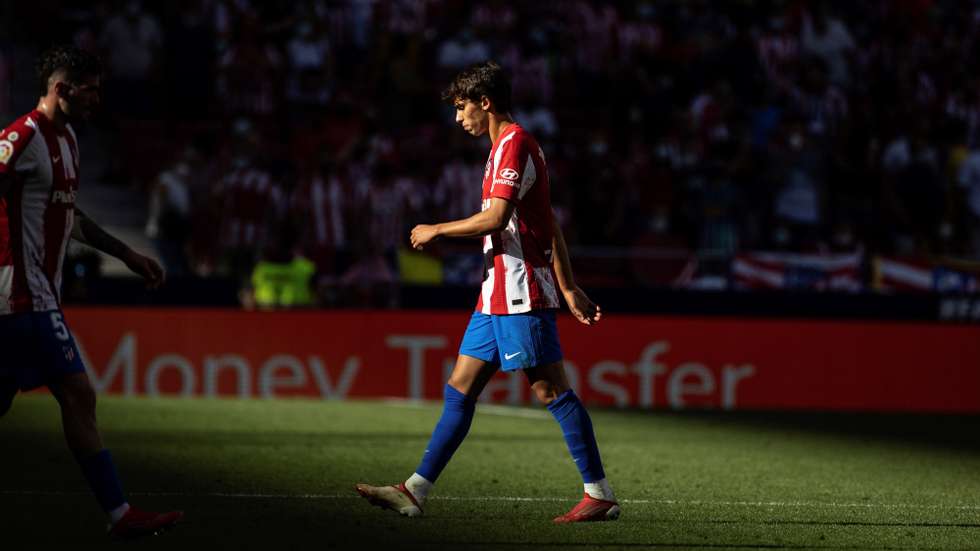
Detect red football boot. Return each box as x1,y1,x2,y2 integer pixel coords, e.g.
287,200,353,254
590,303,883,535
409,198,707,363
108,506,183,539
553,493,621,523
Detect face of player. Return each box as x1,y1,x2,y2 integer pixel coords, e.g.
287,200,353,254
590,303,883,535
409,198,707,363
58,75,101,122
454,98,489,137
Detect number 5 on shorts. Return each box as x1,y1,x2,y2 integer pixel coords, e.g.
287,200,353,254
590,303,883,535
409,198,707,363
50,312,70,341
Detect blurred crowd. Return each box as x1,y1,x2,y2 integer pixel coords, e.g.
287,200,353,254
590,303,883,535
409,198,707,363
3,0,980,305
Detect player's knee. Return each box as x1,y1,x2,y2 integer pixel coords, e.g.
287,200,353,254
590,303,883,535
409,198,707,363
446,374,467,393
447,373,479,398
530,381,567,405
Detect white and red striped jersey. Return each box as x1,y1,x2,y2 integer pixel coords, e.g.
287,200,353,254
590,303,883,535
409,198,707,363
476,124,560,315
215,164,284,249
293,173,346,251
435,159,483,221
0,110,80,315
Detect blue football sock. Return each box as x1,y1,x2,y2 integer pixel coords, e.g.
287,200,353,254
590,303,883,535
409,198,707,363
78,449,127,512
547,390,606,483
415,385,476,483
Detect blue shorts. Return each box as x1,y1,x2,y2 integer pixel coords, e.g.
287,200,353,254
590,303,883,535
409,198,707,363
0,310,86,391
459,310,563,371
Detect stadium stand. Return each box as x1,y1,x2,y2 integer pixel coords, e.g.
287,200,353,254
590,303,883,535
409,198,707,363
2,0,980,307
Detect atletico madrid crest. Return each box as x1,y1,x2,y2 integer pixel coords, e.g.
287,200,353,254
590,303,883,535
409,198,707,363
0,140,13,165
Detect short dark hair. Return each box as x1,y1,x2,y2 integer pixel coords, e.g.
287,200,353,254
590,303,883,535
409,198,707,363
442,61,513,113
36,45,103,96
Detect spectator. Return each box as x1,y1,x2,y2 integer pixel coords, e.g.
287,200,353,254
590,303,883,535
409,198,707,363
800,3,855,88
956,144,980,258
145,147,203,278
769,120,827,250
881,121,944,254
99,0,163,116
242,225,316,310
216,22,284,117
437,29,490,70
212,118,286,281
781,59,848,138
433,147,483,222
285,20,333,109
514,98,558,139
291,160,350,283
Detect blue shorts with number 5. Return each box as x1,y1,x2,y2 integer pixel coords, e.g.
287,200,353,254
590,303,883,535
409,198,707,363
459,310,563,371
0,310,86,391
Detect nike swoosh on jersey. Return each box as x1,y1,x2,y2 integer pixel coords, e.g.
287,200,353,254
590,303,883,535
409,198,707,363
504,352,522,360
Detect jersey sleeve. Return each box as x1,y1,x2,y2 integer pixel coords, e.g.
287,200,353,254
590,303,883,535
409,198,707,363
489,133,532,202
0,119,37,176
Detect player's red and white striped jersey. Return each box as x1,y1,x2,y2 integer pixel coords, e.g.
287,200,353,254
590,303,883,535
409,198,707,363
0,110,80,315
476,124,560,315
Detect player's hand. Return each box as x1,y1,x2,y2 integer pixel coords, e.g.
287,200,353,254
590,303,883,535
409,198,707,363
563,286,601,326
410,224,440,250
123,250,166,290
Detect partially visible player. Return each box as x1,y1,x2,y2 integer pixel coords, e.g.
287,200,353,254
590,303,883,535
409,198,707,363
0,45,182,538
356,62,619,523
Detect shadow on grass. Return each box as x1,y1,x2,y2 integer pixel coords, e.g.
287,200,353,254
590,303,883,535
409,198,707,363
0,428,412,548
649,410,980,453
0,426,597,549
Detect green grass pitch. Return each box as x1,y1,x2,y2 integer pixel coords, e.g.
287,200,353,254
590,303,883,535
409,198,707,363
1,395,979,549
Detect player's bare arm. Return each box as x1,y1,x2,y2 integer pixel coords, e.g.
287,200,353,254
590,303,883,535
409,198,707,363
410,197,515,250
551,210,601,325
72,207,165,289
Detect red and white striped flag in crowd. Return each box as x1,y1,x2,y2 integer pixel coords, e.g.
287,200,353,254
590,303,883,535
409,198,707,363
732,251,864,291
873,257,980,293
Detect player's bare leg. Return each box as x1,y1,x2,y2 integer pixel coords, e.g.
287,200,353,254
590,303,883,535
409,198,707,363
356,354,497,516
526,362,620,523
49,373,183,537
50,372,103,454
447,353,500,399
525,360,572,405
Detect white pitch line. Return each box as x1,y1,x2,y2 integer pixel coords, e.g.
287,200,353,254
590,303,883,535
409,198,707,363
382,399,551,420
3,489,979,511
473,404,552,420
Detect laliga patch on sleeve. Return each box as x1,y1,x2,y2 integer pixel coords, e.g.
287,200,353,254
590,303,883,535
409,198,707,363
0,140,13,165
